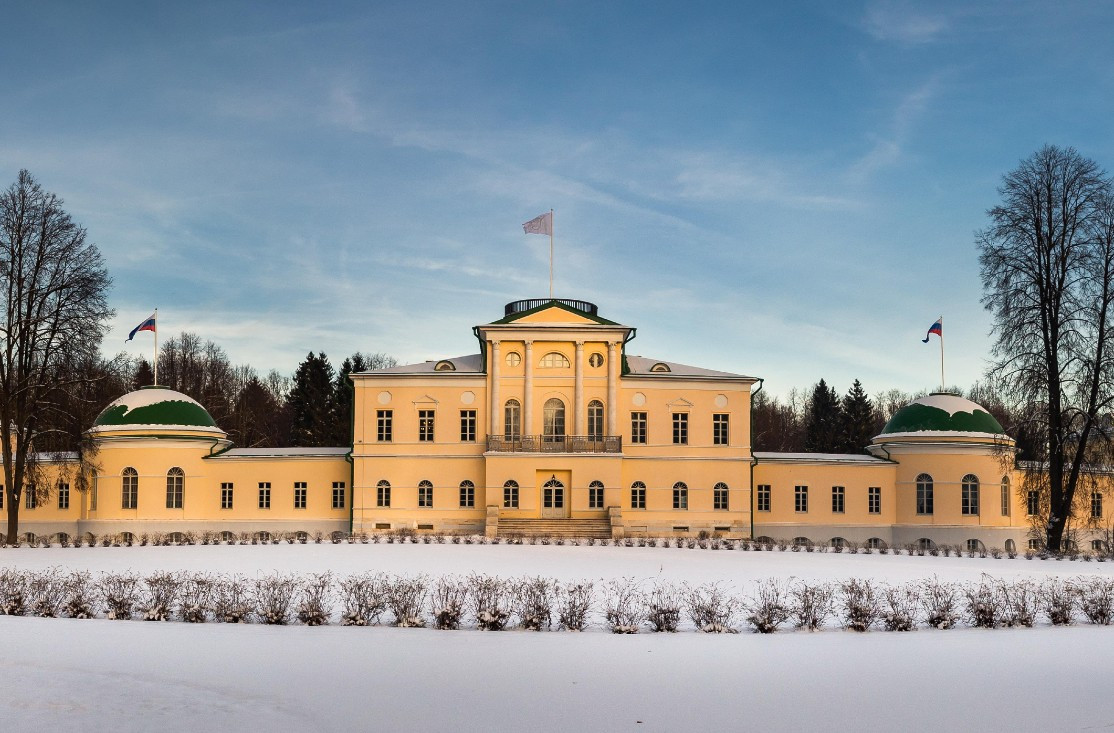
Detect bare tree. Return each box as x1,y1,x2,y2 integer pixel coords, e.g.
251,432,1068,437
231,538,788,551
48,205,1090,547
978,145,1114,551
0,171,113,544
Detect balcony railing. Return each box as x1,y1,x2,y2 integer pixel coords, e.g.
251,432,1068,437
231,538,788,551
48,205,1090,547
486,435,622,454
504,298,598,317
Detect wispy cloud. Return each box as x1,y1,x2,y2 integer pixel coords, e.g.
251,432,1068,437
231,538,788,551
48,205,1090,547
846,75,944,182
862,1,950,44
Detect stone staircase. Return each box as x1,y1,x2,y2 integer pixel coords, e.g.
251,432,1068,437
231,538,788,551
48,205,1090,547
497,518,614,540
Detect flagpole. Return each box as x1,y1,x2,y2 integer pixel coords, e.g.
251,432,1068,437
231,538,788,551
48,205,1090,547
939,315,944,390
549,208,554,299
153,308,159,387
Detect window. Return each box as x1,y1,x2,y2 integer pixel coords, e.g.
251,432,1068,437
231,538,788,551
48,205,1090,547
649,362,671,372
831,486,845,513
543,398,565,440
167,467,184,509
713,414,729,445
1001,476,1010,516
673,482,688,510
503,480,519,509
504,399,521,439
1027,489,1039,516
672,413,688,444
377,480,391,508
57,482,70,510
587,400,604,439
794,485,808,513
122,467,138,510
460,410,477,442
1028,538,1041,550
543,477,564,509
966,539,983,553
540,351,570,368
25,485,37,509
588,352,604,367
915,473,933,515
418,410,435,442
459,480,475,508
868,486,881,514
294,482,307,509
1094,539,1107,552
376,410,392,442
589,480,605,509
258,482,271,509
434,359,456,371
418,480,433,508
961,474,979,516
631,481,646,509
713,482,729,510
757,484,771,512
331,482,346,509
505,351,521,367
1093,492,1103,519
631,412,647,444
221,482,234,510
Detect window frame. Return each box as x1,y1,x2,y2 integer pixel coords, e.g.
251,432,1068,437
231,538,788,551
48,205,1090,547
713,482,729,511
504,399,521,440
868,486,881,514
630,481,646,510
915,473,934,515
58,482,70,510
961,474,979,516
1093,491,1103,519
459,480,475,508
460,409,477,442
331,481,346,509
672,412,688,445
630,411,647,444
166,467,184,510
713,413,729,445
418,409,435,442
503,480,519,509
588,480,605,509
540,351,570,368
122,467,138,510
543,398,566,441
1000,477,1010,516
418,480,433,508
672,481,688,510
294,481,307,509
258,482,271,510
1026,489,1039,517
587,400,604,439
221,482,234,510
377,480,391,508
831,485,845,514
376,409,393,442
757,484,771,512
794,485,808,513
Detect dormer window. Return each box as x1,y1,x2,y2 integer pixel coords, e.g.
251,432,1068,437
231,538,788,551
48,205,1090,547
650,362,671,373
434,360,456,372
540,352,570,368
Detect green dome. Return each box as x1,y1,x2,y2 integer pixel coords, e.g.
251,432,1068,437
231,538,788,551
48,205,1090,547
93,387,217,429
880,393,1004,435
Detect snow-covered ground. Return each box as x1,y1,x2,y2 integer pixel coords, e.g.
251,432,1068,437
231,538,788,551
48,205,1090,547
2,543,1112,732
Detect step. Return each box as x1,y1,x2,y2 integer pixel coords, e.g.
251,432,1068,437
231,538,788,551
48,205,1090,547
497,519,613,539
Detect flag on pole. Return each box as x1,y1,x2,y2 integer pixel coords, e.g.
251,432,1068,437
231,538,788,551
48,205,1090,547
523,211,552,236
921,318,942,343
126,312,157,342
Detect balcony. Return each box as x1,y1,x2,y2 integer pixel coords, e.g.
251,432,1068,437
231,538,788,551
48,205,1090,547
486,435,622,454
504,298,598,317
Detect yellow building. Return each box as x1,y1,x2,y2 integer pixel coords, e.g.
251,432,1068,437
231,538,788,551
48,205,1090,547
0,297,1092,552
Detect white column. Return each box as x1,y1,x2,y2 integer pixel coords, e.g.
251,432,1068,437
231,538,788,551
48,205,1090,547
607,341,618,436
523,340,534,436
574,341,585,436
489,340,500,439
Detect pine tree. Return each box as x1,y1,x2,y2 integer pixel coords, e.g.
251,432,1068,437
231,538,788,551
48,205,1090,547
133,358,155,389
804,379,843,453
288,352,337,446
840,379,876,454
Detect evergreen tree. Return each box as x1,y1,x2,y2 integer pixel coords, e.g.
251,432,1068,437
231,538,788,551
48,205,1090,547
133,358,155,389
840,379,876,453
287,352,337,446
804,379,843,453
333,352,397,445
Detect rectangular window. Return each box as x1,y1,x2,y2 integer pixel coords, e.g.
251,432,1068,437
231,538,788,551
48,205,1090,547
58,482,70,510
377,483,391,508
713,484,729,510
961,483,978,516
123,473,138,510
713,414,729,445
831,486,845,514
589,485,604,509
757,484,771,512
221,482,234,510
419,483,433,508
418,410,435,442
1093,492,1103,519
460,410,477,442
258,482,271,510
631,486,646,509
1027,490,1039,517
25,485,37,509
332,482,346,509
504,485,519,508
917,480,934,515
868,486,881,514
294,482,307,509
459,484,475,508
672,413,688,444
376,410,392,442
673,487,688,510
631,412,647,444
794,485,808,513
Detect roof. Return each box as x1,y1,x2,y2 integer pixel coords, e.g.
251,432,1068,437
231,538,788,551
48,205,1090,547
879,393,1005,436
624,355,754,380
487,299,622,326
91,387,220,431
356,354,484,376
754,452,893,464
208,447,350,459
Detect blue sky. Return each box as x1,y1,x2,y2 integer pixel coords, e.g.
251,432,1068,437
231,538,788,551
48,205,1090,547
3,0,1112,399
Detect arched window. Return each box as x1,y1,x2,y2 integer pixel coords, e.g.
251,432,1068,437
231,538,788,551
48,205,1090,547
1000,476,1010,516
672,481,688,510
166,467,184,509
866,537,886,550
503,480,519,508
1005,539,1016,554
122,467,138,510
630,480,646,509
376,480,391,508
961,474,980,516
459,480,475,508
434,360,456,372
504,399,521,440
418,480,433,508
587,400,604,439
830,537,848,549
540,352,570,368
966,539,985,553
713,482,729,510
792,536,812,548
588,480,605,509
916,537,937,551
915,473,933,515
543,398,565,441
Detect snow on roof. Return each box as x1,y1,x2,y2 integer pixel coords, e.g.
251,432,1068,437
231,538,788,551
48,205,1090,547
357,354,484,375
754,451,893,464
624,355,753,380
209,447,350,459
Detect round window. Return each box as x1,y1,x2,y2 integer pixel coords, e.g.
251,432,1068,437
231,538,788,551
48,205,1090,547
589,352,604,367
505,351,522,367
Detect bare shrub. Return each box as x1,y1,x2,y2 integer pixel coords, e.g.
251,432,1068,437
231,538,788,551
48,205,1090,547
685,582,739,633
386,575,428,628
179,574,215,623
1075,577,1114,625
881,584,919,631
788,580,833,631
99,573,141,620
296,573,334,626
142,572,181,621
63,571,96,618
515,577,558,631
963,575,1003,628
1039,577,1075,625
557,581,594,631
313,531,324,544
0,568,29,615
429,576,468,630
1000,579,1037,628
28,568,67,617
603,578,644,633
255,574,298,625
990,547,1002,559
212,575,253,623
746,578,791,633
469,574,512,631
839,579,880,632
921,576,959,629
339,572,388,626
646,582,683,632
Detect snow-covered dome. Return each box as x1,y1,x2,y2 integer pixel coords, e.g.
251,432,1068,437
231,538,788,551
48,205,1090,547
90,386,222,435
879,393,1005,436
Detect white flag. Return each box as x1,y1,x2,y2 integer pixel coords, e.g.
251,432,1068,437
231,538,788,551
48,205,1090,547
523,211,552,235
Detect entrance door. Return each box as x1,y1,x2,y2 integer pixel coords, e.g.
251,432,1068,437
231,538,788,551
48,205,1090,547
541,476,567,518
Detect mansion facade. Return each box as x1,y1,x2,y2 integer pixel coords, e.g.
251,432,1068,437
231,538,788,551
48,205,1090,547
0,298,1063,552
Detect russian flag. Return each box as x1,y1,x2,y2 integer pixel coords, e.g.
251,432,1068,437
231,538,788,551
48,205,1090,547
126,312,157,342
921,318,942,343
